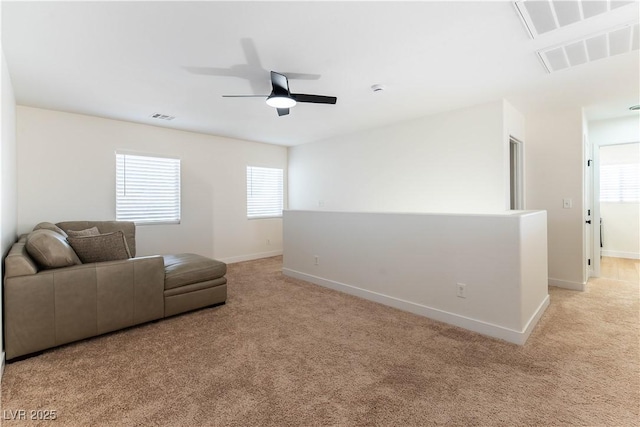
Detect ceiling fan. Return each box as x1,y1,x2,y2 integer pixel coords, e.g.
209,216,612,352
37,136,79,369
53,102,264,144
223,71,337,116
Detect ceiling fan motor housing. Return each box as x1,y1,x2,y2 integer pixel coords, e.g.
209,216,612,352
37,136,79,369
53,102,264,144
223,71,337,117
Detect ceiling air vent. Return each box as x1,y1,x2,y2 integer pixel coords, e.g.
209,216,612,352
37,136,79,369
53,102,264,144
514,0,636,39
537,22,639,72
150,113,176,121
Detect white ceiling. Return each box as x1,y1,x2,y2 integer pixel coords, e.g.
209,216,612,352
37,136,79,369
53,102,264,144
2,1,639,146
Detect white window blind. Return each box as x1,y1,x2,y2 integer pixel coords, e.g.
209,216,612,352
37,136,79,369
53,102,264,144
247,166,284,219
116,152,181,224
600,163,640,203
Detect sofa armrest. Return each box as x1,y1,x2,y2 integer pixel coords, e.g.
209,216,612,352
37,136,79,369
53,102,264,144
4,272,56,360
4,256,165,360
4,241,39,277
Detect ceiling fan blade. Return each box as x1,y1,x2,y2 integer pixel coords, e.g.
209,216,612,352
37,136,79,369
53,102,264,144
271,71,290,96
277,108,290,116
291,93,337,104
222,95,268,97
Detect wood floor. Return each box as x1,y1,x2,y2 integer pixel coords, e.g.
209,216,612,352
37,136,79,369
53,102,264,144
600,256,640,283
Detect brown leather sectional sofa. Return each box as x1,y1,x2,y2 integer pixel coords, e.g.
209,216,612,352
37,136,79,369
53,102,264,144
3,221,227,361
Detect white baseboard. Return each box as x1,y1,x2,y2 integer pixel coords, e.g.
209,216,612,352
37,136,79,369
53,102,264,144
283,268,549,345
601,250,640,260
522,296,551,343
548,277,586,291
219,250,283,264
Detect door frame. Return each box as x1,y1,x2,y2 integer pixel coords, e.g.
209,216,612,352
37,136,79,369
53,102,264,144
509,136,524,210
584,134,595,278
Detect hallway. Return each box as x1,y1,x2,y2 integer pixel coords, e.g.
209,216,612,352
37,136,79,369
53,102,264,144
600,256,640,283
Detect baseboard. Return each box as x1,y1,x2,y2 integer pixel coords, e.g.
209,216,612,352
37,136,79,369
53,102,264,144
521,295,550,343
548,278,586,291
601,250,640,260
1,351,5,380
219,250,283,264
283,268,548,345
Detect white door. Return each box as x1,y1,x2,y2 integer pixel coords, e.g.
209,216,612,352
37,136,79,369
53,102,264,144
584,135,594,278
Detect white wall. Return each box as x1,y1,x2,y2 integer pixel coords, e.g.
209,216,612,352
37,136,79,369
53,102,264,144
599,142,640,259
1,48,19,373
283,210,549,344
16,107,287,263
289,100,518,214
590,116,640,146
600,202,640,258
526,108,585,289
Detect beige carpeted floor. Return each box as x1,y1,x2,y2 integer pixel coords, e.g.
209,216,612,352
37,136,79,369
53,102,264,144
1,256,638,426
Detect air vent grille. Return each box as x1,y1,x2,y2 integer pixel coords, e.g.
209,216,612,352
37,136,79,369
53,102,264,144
150,113,176,121
514,0,635,39
537,22,639,72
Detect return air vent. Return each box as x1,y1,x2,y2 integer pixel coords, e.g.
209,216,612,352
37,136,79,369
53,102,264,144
150,113,175,121
537,22,639,72
514,0,636,39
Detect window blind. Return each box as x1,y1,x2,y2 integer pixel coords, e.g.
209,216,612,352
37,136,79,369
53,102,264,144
600,163,640,203
247,166,284,218
116,152,181,224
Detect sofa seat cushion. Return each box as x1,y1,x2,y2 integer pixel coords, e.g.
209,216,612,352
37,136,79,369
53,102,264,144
163,253,227,291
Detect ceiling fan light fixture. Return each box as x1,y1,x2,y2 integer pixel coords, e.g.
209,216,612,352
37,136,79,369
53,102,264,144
266,95,296,109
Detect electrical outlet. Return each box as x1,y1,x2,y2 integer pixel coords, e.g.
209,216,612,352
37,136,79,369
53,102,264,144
457,283,467,298
314,256,320,265
266,239,271,246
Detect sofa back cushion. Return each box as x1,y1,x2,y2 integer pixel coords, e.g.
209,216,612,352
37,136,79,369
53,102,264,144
66,227,100,238
33,222,68,238
25,229,82,269
57,221,136,257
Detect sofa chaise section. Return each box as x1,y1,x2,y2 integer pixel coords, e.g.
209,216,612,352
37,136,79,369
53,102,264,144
3,221,227,361
163,253,227,317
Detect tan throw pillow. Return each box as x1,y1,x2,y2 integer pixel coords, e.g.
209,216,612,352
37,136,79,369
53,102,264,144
66,227,100,238
33,222,68,238
25,229,82,268
68,231,132,263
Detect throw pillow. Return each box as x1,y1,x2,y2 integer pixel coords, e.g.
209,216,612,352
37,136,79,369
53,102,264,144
33,222,68,238
66,227,100,238
25,229,82,268
68,231,132,263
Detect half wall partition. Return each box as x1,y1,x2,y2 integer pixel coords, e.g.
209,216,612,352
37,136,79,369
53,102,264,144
283,210,549,344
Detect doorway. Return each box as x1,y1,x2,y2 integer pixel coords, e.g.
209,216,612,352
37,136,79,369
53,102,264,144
510,137,524,210
594,142,640,280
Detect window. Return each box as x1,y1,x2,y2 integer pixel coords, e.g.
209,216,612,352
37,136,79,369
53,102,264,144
116,152,181,224
247,166,284,219
600,163,640,203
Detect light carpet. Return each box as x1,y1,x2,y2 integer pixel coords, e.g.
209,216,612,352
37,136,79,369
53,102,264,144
1,256,638,426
